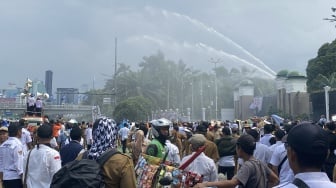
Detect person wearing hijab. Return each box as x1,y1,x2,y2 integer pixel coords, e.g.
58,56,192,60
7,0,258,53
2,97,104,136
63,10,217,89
79,117,136,188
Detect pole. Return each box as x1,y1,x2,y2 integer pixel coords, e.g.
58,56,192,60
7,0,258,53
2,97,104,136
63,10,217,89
324,86,331,122
200,77,203,109
191,82,194,121
215,64,218,120
114,38,118,107
209,58,222,120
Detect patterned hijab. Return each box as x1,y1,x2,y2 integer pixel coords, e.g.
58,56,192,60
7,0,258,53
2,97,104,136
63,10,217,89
88,117,118,160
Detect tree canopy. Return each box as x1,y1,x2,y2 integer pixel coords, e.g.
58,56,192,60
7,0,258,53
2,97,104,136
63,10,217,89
83,51,276,121
306,39,336,92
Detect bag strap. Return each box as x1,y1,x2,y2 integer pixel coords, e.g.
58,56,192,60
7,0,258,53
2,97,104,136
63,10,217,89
278,155,288,175
24,150,33,186
179,145,206,170
96,148,120,166
248,159,267,188
292,178,310,188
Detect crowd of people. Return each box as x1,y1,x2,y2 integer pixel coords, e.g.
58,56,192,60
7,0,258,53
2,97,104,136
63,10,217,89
0,115,336,188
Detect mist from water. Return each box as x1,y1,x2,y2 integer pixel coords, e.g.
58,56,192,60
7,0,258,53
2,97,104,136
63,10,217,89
155,7,276,76
133,34,275,79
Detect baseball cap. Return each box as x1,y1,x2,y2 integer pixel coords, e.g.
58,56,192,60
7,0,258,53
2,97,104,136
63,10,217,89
287,123,329,155
188,134,206,148
37,124,53,139
0,126,8,132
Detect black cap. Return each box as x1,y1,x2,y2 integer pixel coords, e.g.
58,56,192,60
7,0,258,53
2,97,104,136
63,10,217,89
37,124,53,139
287,123,329,155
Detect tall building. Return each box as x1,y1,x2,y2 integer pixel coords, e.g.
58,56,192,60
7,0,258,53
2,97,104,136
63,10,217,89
45,70,53,96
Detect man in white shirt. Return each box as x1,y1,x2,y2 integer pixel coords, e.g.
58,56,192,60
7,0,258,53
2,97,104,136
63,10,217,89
0,124,24,188
23,124,61,188
118,125,130,153
34,97,43,117
247,129,272,165
181,134,218,184
279,123,336,187
165,140,180,165
260,124,274,146
19,119,32,156
27,94,35,116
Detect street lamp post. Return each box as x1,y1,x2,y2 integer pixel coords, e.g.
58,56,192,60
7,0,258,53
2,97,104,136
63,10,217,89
209,58,222,120
191,82,194,121
324,85,331,122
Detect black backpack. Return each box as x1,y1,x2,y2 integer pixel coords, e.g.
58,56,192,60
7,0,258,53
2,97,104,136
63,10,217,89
51,148,119,188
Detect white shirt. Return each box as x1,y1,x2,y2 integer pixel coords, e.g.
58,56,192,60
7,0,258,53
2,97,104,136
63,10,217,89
181,152,218,183
50,137,58,148
21,128,32,155
165,140,180,165
270,144,294,184
23,144,61,188
218,155,235,167
28,96,35,107
254,142,272,164
260,133,274,146
269,141,283,155
276,172,336,188
0,137,24,180
118,127,130,141
85,127,93,145
35,99,42,108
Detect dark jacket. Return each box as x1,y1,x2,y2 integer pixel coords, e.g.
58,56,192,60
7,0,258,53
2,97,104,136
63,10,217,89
215,136,237,157
60,140,83,166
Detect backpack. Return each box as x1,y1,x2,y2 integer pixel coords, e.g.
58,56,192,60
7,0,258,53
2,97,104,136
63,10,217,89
50,148,119,188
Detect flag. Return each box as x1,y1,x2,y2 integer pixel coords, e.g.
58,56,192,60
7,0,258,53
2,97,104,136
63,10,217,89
249,97,263,112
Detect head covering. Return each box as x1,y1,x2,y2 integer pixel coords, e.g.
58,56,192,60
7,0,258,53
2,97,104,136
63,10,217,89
88,117,118,160
0,126,8,132
189,134,206,149
37,124,53,139
287,123,329,156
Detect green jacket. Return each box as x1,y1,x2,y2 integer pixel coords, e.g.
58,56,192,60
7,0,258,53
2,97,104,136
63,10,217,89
215,136,237,157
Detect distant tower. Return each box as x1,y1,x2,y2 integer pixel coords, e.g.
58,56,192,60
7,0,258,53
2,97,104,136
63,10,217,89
45,70,53,96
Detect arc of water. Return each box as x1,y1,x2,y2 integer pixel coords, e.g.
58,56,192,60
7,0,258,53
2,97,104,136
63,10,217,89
197,43,275,79
131,35,275,79
157,8,276,76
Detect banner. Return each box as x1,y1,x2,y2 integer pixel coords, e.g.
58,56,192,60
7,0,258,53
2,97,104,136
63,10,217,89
249,97,263,112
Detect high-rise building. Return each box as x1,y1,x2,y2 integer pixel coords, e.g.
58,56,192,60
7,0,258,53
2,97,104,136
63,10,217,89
45,70,53,96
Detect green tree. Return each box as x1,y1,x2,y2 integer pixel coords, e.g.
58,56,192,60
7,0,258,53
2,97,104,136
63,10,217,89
307,40,336,92
113,96,152,122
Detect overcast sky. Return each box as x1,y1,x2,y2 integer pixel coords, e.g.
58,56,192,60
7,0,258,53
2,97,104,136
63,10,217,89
0,0,335,91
